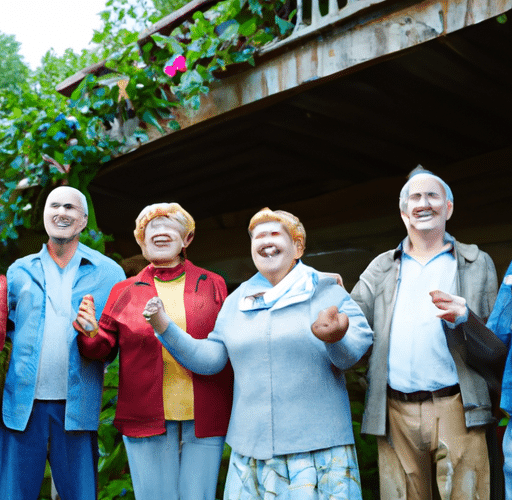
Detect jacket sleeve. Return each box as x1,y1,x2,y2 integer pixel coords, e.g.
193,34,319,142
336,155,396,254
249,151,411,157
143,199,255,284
325,288,374,370
157,287,231,375
77,283,122,362
213,273,228,303
350,255,385,330
0,275,6,352
444,309,507,399
480,251,499,322
77,324,118,362
351,277,375,329
487,262,512,351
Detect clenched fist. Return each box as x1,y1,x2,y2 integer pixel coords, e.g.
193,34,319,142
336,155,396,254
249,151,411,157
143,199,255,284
311,305,349,343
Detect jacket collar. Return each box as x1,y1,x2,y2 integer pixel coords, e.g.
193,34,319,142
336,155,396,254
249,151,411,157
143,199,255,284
392,232,473,261
136,261,187,284
26,243,96,285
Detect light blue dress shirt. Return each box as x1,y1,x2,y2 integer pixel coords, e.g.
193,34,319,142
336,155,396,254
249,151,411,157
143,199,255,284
35,246,80,399
388,246,459,393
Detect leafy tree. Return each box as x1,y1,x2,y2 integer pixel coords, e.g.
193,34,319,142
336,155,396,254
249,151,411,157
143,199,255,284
0,4,382,499
92,0,162,59
153,0,191,15
0,33,29,92
0,6,293,495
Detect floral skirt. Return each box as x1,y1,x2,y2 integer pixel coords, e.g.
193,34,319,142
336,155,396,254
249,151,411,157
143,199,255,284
224,445,362,499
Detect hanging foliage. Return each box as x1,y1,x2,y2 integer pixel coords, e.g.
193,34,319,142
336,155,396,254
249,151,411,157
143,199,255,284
0,0,294,257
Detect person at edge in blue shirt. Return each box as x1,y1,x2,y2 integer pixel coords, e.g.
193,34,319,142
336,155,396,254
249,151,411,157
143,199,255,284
143,207,374,500
485,263,512,500
351,166,504,500
0,186,125,500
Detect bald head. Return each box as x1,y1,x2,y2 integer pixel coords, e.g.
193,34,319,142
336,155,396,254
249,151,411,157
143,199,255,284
46,186,88,215
44,186,88,242
399,168,453,213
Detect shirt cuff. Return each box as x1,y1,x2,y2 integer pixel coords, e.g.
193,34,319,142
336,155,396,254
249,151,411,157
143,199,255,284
444,306,469,328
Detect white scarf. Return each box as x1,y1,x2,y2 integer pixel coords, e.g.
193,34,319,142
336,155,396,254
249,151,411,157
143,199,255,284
239,261,318,312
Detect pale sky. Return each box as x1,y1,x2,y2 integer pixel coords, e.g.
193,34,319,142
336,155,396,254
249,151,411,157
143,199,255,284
0,0,108,69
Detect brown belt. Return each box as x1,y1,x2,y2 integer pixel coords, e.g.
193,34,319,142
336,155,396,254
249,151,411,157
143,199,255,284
387,384,460,403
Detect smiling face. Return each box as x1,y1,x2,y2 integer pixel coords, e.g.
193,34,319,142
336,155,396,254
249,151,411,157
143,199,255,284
251,221,304,286
400,174,453,236
142,216,191,267
43,187,88,243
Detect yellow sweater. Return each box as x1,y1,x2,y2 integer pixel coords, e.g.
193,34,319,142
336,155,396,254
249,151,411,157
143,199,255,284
154,273,194,420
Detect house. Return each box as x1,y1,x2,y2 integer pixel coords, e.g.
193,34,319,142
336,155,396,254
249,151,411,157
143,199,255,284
57,0,512,289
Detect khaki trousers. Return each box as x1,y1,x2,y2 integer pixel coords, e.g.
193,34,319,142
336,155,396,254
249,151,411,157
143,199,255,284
377,393,490,500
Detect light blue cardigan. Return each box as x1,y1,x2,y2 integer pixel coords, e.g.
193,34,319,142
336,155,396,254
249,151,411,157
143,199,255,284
5,243,125,431
157,262,373,460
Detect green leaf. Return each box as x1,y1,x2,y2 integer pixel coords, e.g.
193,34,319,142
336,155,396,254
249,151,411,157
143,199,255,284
192,10,205,21
248,0,263,16
219,20,240,41
122,31,139,44
231,48,255,63
168,37,183,54
10,156,23,170
497,14,508,24
92,31,106,43
239,18,257,36
142,110,165,134
275,15,294,35
142,42,153,53
185,94,201,109
168,120,181,131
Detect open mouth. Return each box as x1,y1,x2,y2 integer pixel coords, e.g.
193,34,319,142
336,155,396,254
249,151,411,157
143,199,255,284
260,245,280,257
152,235,172,246
414,209,435,220
53,216,72,227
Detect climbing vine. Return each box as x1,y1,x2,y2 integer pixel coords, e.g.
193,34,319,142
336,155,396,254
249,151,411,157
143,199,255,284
0,0,294,259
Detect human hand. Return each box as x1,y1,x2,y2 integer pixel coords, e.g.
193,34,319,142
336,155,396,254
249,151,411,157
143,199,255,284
73,295,99,338
311,305,349,343
430,290,467,324
143,297,170,334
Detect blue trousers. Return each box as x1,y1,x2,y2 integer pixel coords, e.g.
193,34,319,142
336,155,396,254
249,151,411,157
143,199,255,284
0,400,98,500
123,420,225,500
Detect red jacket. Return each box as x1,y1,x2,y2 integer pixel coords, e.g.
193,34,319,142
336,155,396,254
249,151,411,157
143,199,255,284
78,260,233,438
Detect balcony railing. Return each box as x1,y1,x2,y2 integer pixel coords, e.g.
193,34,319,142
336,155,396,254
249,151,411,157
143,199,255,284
286,0,387,44
137,0,389,54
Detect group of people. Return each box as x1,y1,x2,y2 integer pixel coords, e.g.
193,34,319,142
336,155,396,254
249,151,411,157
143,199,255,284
0,165,511,500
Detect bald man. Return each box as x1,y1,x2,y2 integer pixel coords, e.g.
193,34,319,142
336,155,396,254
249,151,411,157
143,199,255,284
0,186,125,500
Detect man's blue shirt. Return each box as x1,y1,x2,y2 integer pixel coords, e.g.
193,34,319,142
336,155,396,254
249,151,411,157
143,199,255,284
5,243,125,431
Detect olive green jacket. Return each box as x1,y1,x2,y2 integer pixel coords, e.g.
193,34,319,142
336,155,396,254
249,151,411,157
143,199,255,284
351,236,498,436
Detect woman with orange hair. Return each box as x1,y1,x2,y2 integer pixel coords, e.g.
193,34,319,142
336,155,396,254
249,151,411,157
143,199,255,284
75,203,233,500
144,208,373,500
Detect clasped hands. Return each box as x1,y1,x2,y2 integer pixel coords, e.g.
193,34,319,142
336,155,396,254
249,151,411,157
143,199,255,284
74,295,99,338
75,288,464,341
143,297,349,343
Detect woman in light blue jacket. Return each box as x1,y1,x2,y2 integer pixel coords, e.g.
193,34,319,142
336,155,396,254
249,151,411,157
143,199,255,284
487,262,512,500
144,208,373,500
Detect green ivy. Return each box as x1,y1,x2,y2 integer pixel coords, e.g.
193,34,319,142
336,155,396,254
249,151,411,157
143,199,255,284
1,0,294,254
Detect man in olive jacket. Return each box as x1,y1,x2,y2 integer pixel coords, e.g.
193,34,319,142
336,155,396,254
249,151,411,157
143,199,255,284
351,167,502,500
